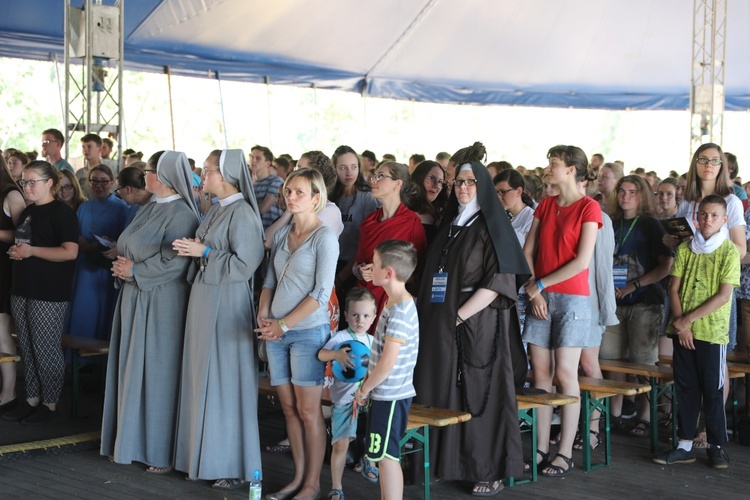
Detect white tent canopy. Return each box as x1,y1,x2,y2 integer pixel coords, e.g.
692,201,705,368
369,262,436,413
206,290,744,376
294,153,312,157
2,0,749,110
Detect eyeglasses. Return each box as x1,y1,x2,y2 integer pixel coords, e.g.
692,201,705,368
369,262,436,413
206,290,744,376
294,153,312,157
425,175,444,187
60,184,74,191
143,168,157,174
454,179,478,188
496,187,516,196
89,179,112,186
373,173,394,182
41,139,59,145
19,178,49,188
697,157,722,165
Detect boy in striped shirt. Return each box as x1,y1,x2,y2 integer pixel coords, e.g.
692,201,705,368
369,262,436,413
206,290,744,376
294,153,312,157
355,240,419,500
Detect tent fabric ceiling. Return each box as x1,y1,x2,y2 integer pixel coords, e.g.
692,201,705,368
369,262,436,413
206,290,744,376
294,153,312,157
2,0,749,111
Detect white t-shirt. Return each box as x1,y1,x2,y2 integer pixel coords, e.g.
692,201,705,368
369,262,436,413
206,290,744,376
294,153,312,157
677,194,745,234
511,205,535,248
323,329,373,404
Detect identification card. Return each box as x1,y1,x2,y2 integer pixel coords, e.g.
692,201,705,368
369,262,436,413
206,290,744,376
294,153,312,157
430,272,448,303
613,265,628,288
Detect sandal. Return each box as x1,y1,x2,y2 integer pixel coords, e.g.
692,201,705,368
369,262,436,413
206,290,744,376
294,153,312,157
327,488,345,500
145,466,173,475
573,430,601,450
471,480,504,497
540,453,574,478
211,478,245,490
360,456,379,483
265,443,292,453
629,419,649,437
523,449,549,473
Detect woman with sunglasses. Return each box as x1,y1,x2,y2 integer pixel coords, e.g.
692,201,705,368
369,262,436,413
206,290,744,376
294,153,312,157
0,156,25,413
2,161,78,423
354,162,426,330
409,160,448,244
64,165,129,343
100,151,200,474
56,170,87,213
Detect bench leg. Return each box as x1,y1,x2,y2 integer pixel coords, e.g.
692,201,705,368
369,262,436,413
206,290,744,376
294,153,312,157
581,390,591,471
649,376,658,453
508,407,537,486
71,349,79,420
399,425,430,500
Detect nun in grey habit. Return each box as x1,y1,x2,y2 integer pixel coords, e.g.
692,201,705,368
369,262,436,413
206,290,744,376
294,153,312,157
172,149,265,488
100,150,201,470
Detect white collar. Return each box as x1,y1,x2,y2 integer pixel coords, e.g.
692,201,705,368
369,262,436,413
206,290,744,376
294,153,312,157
455,195,480,226
690,226,728,254
156,193,181,204
219,192,244,207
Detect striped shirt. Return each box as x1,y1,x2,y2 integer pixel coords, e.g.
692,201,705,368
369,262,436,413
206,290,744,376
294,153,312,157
368,297,419,401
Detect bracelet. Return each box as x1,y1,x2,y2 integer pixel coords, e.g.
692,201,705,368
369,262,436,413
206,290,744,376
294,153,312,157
537,279,546,291
202,246,212,259
632,279,641,290
457,313,465,324
278,318,290,332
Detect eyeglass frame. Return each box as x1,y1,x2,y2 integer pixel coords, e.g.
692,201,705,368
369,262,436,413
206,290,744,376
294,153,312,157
454,178,478,188
495,187,517,196
696,157,722,165
372,173,394,182
19,178,50,188
89,178,113,186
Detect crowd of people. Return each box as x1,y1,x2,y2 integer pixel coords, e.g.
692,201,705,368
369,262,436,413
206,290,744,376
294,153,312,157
0,130,747,498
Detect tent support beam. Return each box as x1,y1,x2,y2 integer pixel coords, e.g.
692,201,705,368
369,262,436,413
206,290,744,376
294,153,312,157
689,0,726,153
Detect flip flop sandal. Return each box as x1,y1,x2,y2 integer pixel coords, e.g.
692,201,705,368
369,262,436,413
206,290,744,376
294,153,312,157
540,453,574,478
265,443,292,453
327,489,345,500
145,466,173,475
629,420,649,437
360,456,379,483
524,449,549,473
471,480,504,497
573,430,601,450
211,478,245,490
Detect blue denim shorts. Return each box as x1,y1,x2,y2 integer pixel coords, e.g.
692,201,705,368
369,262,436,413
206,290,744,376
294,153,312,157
331,402,359,444
266,323,329,387
522,292,592,349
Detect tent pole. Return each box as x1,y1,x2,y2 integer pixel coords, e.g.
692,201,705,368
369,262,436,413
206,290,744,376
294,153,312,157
265,76,272,149
313,83,318,145
53,53,65,137
165,65,176,150
217,71,229,148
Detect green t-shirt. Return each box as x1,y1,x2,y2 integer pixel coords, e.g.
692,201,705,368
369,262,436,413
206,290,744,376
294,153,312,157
670,238,740,344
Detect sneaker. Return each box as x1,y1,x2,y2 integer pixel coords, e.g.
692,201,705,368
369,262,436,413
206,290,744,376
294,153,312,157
21,405,56,425
621,399,637,419
706,446,729,469
652,448,696,465
1,400,37,422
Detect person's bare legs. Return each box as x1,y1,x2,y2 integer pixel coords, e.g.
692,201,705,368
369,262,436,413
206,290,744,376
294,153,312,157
377,457,403,500
530,344,554,458
543,347,582,474
0,313,16,404
293,384,326,499
330,439,348,498
275,383,305,494
579,346,602,446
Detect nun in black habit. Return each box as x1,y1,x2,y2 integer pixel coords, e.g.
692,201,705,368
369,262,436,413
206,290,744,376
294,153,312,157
413,161,530,496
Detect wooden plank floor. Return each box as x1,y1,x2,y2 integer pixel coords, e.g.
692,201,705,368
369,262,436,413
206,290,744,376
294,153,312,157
2,381,750,498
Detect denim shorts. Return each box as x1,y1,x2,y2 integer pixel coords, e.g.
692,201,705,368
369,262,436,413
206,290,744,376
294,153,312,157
522,292,592,349
266,323,329,387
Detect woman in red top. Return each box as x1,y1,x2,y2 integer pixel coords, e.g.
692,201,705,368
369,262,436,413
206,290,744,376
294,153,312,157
522,145,602,477
354,162,426,329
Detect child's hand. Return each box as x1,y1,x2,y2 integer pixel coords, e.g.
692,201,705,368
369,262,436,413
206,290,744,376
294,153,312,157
334,346,355,368
529,293,548,321
355,386,369,407
359,264,374,282
672,316,692,334
676,326,695,350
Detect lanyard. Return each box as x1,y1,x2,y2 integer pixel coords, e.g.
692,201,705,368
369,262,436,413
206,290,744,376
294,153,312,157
616,216,639,255
438,211,481,272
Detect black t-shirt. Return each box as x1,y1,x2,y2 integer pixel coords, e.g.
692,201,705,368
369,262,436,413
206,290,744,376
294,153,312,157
613,215,672,306
11,200,79,302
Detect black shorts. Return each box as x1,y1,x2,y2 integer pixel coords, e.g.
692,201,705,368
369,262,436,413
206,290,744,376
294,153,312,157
365,397,412,462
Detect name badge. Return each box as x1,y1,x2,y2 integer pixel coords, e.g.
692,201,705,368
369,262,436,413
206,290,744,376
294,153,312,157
613,265,628,288
430,272,448,303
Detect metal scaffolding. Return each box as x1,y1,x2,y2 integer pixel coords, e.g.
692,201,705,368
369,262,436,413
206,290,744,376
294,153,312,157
690,0,727,153
63,0,124,160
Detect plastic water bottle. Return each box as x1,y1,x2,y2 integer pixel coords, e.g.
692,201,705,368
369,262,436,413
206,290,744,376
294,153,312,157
249,469,262,500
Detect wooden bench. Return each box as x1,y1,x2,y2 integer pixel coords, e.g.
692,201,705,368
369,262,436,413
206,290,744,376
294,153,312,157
509,392,578,485
576,376,651,471
61,335,110,419
259,376,470,500
0,352,20,363
599,359,677,453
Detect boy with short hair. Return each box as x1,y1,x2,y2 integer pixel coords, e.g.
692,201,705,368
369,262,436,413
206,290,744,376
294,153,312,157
318,288,379,500
355,239,419,500
654,195,740,469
